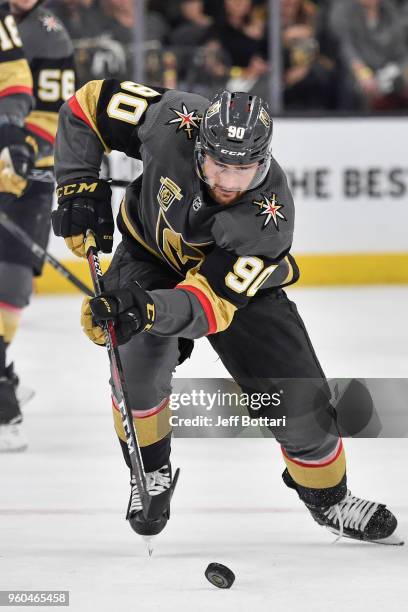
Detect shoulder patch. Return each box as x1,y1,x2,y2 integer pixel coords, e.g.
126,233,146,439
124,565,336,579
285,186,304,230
252,193,287,231
157,176,183,211
39,14,63,33
166,103,201,140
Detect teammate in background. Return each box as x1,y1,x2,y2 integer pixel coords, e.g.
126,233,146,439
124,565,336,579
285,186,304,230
0,0,75,451
52,81,400,546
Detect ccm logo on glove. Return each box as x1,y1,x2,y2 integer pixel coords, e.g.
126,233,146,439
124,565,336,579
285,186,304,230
52,177,113,257
56,181,98,198
81,282,156,346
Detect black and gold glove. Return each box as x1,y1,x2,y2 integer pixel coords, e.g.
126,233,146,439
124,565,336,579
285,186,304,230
0,124,37,197
81,282,156,346
51,177,113,258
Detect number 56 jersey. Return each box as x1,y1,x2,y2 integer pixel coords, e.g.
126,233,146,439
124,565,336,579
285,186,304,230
0,2,75,169
56,80,300,336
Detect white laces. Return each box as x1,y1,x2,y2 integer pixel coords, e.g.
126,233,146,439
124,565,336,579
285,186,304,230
324,490,379,540
129,466,171,514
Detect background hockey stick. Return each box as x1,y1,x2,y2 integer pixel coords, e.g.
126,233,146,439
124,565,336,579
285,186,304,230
0,210,93,296
84,230,179,521
108,178,130,189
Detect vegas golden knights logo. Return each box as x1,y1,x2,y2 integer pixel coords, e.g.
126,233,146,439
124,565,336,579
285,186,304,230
259,107,271,129
206,100,221,118
156,210,210,275
157,177,183,211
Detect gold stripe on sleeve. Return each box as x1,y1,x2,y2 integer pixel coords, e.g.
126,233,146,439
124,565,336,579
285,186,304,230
26,110,58,140
74,80,110,152
178,267,237,333
0,58,32,94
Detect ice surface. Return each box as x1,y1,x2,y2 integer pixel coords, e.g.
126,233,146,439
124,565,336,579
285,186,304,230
1,287,407,611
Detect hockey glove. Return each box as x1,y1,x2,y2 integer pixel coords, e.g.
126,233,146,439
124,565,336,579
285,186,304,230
52,178,113,258
81,282,156,346
0,125,38,197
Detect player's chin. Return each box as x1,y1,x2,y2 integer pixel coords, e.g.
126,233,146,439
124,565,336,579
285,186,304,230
211,186,241,204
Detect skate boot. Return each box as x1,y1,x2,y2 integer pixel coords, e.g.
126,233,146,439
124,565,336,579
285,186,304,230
5,362,35,407
283,468,403,545
127,463,172,540
6,363,35,409
0,367,27,452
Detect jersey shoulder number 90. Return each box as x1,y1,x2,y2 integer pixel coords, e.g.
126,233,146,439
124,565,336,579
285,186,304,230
225,256,278,297
107,81,162,125
72,79,165,155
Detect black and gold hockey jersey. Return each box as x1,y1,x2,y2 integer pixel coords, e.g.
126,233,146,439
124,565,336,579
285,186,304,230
56,80,299,337
0,3,32,118
0,2,75,168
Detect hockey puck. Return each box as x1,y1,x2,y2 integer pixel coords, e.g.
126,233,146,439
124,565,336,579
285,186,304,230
205,563,235,589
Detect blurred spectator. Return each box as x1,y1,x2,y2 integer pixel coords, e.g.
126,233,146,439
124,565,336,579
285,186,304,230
148,0,184,27
281,0,337,110
47,0,100,40
184,39,230,98
203,0,266,21
98,0,169,45
170,0,213,47
330,0,408,110
56,0,170,84
205,0,267,69
169,0,214,89
403,1,408,44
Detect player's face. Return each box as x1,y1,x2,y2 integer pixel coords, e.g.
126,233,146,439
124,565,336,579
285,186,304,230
203,155,259,205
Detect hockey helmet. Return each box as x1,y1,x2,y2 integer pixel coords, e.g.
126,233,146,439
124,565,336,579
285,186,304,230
195,90,273,191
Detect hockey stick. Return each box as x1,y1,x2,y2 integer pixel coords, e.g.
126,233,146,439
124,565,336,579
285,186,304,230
84,230,179,521
107,178,130,189
0,210,93,297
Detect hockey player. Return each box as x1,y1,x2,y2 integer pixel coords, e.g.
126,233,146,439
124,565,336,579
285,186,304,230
0,0,75,451
52,81,400,545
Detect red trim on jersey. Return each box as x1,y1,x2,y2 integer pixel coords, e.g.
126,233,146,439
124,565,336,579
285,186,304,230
68,95,94,131
25,122,55,144
111,396,169,419
0,301,22,313
176,284,217,335
282,439,343,468
0,86,33,99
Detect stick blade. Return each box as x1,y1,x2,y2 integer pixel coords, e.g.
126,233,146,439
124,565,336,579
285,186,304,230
142,468,180,520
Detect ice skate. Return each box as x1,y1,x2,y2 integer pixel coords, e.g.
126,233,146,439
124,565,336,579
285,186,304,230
0,370,27,452
126,463,173,554
5,362,35,408
283,468,403,545
307,490,403,545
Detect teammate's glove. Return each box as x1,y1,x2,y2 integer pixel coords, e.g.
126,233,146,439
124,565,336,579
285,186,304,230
81,282,156,346
0,124,38,197
51,178,113,258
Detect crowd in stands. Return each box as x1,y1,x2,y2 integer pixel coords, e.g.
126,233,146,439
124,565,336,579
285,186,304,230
46,0,408,113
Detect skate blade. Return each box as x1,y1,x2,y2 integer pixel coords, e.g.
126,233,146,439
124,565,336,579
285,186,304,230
368,533,405,546
142,536,155,556
17,385,35,408
328,527,404,546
